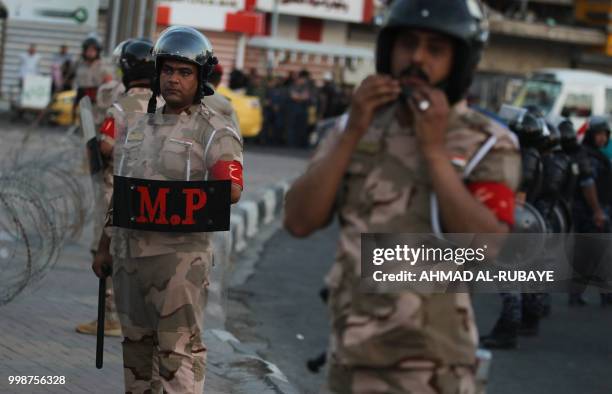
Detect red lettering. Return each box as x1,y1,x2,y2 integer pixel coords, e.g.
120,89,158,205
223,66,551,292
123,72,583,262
182,189,207,225
136,186,169,224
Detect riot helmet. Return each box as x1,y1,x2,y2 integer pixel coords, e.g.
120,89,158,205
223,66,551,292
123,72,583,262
558,118,579,152
148,26,218,113
120,39,155,88
509,112,547,148
82,36,102,60
376,0,489,104
541,121,561,151
582,116,611,149
112,39,132,67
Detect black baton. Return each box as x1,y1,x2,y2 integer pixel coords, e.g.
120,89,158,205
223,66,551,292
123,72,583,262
96,266,110,369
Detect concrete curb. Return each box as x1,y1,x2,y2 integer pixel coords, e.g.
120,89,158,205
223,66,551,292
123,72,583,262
229,180,291,254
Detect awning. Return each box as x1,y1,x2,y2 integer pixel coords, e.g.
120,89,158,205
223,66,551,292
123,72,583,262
248,36,374,64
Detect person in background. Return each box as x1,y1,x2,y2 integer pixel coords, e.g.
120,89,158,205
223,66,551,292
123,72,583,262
51,44,72,94
571,117,612,307
261,76,285,145
203,63,240,132
19,44,41,86
72,35,111,123
286,70,312,148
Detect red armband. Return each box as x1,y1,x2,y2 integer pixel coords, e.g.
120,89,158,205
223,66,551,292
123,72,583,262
210,160,243,189
100,117,115,139
467,182,515,226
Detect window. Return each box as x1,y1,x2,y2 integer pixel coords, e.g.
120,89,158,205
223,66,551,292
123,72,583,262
560,93,593,118
513,79,561,115
605,89,612,115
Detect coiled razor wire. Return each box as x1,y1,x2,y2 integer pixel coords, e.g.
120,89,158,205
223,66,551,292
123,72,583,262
0,131,93,306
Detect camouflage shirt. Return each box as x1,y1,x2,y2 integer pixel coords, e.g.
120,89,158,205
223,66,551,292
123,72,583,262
202,87,240,135
110,102,243,259
314,101,521,368
96,80,126,112
74,59,106,88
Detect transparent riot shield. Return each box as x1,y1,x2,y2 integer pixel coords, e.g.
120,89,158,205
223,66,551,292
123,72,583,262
113,112,232,233
80,96,108,249
113,111,239,328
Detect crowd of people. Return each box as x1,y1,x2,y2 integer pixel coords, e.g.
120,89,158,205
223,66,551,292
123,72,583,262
225,68,353,148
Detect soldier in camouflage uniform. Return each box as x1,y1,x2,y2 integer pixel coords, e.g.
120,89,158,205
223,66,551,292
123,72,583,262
203,63,240,134
92,27,243,393
77,39,159,338
73,36,112,123
285,1,521,392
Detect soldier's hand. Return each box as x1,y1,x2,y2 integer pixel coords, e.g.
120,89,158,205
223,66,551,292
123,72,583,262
99,139,113,159
92,250,113,279
407,84,450,157
347,75,400,139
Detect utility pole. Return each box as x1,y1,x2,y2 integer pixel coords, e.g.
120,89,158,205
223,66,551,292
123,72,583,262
267,0,280,73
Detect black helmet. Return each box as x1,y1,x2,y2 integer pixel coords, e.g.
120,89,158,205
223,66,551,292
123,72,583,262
376,0,488,104
582,116,611,149
149,26,218,112
587,116,611,134
82,36,102,59
541,121,561,151
112,39,132,67
510,112,547,148
120,39,154,88
558,118,578,152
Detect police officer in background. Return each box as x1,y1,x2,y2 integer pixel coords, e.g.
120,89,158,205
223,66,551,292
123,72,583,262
481,109,547,349
570,117,612,307
95,39,131,115
92,27,244,393
202,63,240,132
285,0,521,392
76,38,159,337
73,35,112,123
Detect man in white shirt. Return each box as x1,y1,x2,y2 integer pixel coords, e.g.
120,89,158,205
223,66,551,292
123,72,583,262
19,44,41,83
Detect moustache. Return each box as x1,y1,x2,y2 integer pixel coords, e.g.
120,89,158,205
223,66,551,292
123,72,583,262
398,65,430,84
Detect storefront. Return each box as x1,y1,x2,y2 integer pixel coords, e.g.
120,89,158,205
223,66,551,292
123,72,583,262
0,0,104,98
246,0,376,84
156,0,264,84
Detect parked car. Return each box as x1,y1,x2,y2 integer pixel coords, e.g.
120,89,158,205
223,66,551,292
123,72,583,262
216,85,263,139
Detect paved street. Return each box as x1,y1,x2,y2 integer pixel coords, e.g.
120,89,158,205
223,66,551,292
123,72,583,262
0,120,311,393
229,223,612,394
2,119,612,394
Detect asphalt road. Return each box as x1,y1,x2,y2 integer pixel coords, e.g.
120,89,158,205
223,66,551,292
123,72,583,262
229,222,612,394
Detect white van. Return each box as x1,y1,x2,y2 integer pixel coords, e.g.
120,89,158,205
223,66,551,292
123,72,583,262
513,68,612,129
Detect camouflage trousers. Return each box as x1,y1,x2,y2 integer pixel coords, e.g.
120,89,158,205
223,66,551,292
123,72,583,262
112,251,211,394
326,355,479,394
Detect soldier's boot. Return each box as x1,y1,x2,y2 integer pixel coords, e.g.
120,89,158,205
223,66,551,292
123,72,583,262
569,293,587,306
518,314,540,337
480,319,518,350
75,319,122,337
75,289,121,337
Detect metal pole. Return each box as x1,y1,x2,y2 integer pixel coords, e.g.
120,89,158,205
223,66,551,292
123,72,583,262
271,0,280,37
147,0,159,40
108,0,120,53
267,0,280,72
137,0,147,38
126,0,135,38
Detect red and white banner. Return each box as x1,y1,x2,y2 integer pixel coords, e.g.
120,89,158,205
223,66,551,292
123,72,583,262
157,0,264,35
256,0,373,23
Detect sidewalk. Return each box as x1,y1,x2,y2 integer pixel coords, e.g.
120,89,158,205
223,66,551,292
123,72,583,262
0,135,310,393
